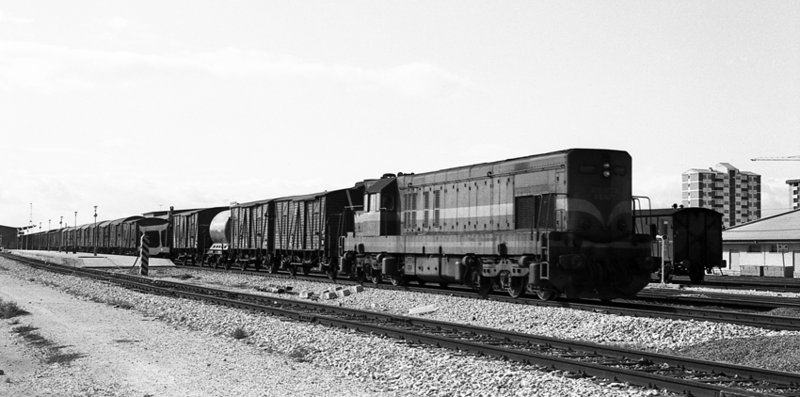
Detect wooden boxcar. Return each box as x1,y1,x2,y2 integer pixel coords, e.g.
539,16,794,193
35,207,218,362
634,207,723,284
273,186,362,276
228,200,272,270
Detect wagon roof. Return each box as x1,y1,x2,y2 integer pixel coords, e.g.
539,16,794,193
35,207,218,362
272,187,351,202
109,216,144,226
171,206,229,219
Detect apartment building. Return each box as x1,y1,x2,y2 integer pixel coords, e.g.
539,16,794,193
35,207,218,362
789,179,800,210
682,163,760,228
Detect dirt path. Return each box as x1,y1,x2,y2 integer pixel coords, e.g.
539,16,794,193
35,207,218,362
0,272,373,396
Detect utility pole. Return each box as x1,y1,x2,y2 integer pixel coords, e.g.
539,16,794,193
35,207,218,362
93,205,98,256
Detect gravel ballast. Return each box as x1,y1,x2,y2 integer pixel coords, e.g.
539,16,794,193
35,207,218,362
149,267,800,372
3,255,800,396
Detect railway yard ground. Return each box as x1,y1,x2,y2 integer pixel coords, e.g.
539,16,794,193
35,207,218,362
3,251,800,396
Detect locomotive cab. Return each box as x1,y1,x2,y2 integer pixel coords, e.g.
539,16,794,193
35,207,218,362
353,175,400,237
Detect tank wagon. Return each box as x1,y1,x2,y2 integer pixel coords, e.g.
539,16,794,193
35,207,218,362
634,207,723,284
340,149,657,300
205,210,232,266
172,207,228,265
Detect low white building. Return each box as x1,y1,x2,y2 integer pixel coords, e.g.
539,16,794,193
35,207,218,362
722,209,800,278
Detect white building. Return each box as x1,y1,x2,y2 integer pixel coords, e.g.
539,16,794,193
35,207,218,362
722,209,800,278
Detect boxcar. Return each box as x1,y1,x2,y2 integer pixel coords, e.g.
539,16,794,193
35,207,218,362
634,207,723,284
273,186,362,276
228,200,272,270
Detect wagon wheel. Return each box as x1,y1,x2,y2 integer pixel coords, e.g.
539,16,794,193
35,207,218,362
536,289,557,301
326,262,338,281
224,259,231,271
289,266,298,277
390,276,404,286
507,277,526,298
269,260,279,274
687,260,704,284
302,266,310,276
478,275,493,298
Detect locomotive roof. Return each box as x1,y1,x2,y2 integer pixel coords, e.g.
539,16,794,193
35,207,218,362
364,177,396,194
394,148,625,181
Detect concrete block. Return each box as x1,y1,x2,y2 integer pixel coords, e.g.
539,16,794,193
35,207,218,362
321,292,337,300
349,285,364,293
408,304,438,315
299,291,314,299
335,289,352,298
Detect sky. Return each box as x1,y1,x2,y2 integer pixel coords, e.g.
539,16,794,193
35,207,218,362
1,1,799,230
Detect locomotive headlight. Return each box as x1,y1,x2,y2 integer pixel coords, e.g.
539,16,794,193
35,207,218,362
602,162,611,178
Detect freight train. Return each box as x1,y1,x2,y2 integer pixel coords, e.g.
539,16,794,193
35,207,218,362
634,206,724,284
17,148,661,300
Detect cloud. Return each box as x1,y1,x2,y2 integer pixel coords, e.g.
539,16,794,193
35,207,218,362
0,10,33,25
0,41,477,98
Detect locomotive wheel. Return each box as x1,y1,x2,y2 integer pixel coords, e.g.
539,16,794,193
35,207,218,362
478,276,493,298
370,272,381,285
289,266,298,277
536,290,557,301
390,276,404,286
466,267,481,291
439,282,449,289
356,270,366,283
302,266,310,276
507,278,525,298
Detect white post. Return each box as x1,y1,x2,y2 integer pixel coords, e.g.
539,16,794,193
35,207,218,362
656,235,666,284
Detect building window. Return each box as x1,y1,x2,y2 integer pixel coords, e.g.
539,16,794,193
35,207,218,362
423,191,430,227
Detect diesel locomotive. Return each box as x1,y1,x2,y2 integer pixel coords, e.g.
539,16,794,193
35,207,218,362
17,148,660,300
340,149,656,300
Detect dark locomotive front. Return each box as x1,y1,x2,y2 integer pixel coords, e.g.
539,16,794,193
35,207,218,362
544,150,654,299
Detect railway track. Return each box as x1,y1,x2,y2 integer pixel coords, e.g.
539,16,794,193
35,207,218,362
5,252,800,397
674,275,800,293
166,262,800,331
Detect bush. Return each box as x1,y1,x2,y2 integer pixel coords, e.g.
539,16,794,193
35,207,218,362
0,299,29,319
231,327,248,340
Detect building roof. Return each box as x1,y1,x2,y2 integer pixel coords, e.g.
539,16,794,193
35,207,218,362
722,208,800,242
